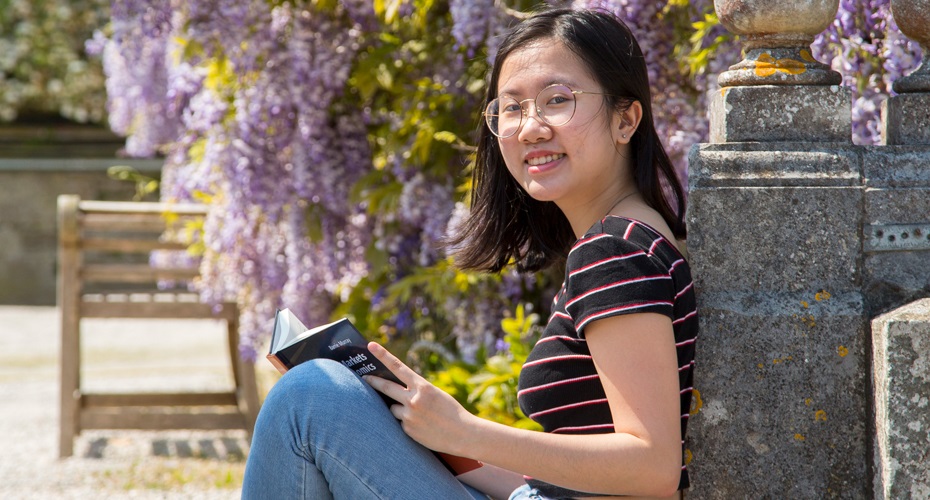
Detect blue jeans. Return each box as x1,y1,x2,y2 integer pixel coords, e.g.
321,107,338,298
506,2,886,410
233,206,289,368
242,359,490,499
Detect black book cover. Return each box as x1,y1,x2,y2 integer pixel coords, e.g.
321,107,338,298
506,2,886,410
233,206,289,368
266,309,483,476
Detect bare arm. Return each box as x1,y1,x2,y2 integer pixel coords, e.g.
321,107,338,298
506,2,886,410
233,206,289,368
364,312,682,498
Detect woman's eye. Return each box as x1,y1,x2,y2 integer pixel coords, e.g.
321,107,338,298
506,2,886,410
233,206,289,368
502,103,522,113
547,95,569,105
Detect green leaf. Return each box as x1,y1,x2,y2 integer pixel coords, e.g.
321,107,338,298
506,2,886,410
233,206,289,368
376,62,394,90
433,130,459,144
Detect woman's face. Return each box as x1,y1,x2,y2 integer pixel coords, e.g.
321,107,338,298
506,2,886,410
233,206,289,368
495,38,628,212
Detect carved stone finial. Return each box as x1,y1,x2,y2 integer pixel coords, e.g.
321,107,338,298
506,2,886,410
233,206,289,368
890,0,930,93
715,0,842,87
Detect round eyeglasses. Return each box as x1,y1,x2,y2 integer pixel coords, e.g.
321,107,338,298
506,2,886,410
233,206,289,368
483,84,611,138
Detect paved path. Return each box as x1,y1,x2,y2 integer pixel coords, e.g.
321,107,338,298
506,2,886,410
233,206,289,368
0,306,277,499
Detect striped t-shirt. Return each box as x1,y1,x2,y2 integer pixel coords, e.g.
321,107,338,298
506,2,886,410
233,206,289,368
517,216,698,498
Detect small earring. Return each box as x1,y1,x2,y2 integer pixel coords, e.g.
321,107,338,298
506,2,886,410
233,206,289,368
622,134,627,138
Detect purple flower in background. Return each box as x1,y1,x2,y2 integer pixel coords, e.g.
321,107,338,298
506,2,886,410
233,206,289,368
812,0,921,144
450,0,495,55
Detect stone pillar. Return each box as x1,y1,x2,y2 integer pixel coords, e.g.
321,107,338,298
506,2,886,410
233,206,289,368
872,299,930,498
870,3,930,498
687,1,870,497
881,0,930,145
711,0,849,143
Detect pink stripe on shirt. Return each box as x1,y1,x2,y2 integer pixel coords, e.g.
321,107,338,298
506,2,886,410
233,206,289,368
576,300,674,331
568,251,645,277
529,398,609,419
673,310,697,325
551,423,616,434
566,275,670,309
517,374,601,397
522,354,592,369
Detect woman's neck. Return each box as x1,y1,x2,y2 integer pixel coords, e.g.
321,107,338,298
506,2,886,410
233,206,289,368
561,186,639,238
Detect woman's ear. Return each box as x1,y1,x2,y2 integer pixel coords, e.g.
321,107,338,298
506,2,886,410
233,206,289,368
614,101,643,145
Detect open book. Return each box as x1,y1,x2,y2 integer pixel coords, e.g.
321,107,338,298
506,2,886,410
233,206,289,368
267,308,483,476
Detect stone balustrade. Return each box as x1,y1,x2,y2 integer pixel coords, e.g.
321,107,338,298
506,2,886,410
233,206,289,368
689,1,930,498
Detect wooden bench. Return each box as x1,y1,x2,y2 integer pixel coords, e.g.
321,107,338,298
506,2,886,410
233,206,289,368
57,194,261,458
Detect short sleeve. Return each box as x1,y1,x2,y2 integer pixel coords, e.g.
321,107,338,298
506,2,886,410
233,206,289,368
564,224,675,337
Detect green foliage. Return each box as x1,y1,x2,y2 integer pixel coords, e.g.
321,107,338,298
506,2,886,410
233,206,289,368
683,10,733,77
664,0,737,78
107,165,160,201
336,0,496,348
427,303,543,429
0,0,109,123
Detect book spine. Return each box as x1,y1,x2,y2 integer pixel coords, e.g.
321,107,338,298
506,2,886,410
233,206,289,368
435,452,483,476
266,353,290,375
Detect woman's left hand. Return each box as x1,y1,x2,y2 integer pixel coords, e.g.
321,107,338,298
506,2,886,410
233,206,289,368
363,341,475,455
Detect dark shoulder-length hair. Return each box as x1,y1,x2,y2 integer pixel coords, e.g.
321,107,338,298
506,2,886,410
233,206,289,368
449,7,687,274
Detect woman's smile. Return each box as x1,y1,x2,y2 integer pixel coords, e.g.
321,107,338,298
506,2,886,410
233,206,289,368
525,151,566,173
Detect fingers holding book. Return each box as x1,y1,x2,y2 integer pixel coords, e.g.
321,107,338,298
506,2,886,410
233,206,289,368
365,341,419,386
364,342,477,457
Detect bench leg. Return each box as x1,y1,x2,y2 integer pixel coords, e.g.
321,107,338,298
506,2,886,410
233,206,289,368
238,357,261,438
59,313,80,458
226,315,261,438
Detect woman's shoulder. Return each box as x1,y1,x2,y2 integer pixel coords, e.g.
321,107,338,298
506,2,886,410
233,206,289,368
581,215,666,246
568,217,651,266
571,216,686,264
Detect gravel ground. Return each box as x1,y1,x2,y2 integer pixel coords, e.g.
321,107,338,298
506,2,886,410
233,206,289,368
0,306,278,499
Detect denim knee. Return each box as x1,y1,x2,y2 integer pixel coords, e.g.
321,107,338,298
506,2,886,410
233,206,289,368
263,358,376,417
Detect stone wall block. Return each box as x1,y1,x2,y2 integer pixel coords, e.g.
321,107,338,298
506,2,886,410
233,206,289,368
872,299,930,499
863,146,930,187
861,147,930,315
688,296,869,498
864,251,930,316
710,85,851,143
882,94,930,145
689,143,860,188
687,186,862,294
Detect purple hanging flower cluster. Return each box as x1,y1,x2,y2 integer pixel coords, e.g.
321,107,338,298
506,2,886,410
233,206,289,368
812,0,922,144
99,0,373,359
449,0,496,55
100,0,178,157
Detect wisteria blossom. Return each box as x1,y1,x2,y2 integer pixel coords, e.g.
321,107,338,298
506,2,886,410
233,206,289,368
812,0,923,144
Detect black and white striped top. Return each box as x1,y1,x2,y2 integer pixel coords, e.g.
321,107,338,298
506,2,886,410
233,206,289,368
517,216,698,497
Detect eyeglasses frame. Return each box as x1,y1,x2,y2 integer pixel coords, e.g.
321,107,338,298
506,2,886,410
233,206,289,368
483,83,614,139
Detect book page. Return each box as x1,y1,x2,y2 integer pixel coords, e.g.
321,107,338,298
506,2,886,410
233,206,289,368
272,308,307,352
273,309,348,352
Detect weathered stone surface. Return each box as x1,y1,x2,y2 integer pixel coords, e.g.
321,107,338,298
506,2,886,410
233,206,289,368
710,85,851,143
718,47,842,87
863,188,930,240
0,160,161,305
861,147,930,315
689,142,860,187
862,146,930,187
714,0,842,86
881,94,930,145
714,0,840,45
686,185,862,294
889,0,930,93
872,298,930,499
688,293,869,499
688,137,872,497
862,186,930,315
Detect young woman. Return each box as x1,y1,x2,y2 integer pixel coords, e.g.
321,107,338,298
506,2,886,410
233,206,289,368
242,8,697,500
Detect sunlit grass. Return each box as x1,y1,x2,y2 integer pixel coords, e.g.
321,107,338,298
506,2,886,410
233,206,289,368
94,457,245,491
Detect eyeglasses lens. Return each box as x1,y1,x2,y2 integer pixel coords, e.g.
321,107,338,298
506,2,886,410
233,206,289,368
485,85,577,138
